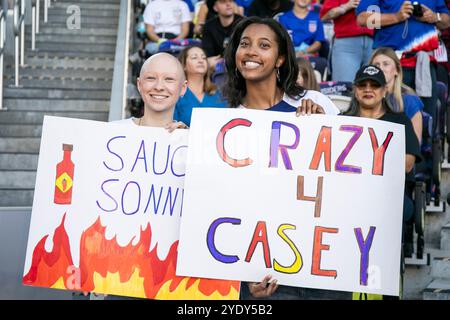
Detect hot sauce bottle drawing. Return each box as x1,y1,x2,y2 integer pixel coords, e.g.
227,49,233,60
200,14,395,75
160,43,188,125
54,144,75,205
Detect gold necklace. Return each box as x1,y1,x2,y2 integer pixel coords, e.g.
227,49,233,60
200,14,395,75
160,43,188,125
138,117,142,126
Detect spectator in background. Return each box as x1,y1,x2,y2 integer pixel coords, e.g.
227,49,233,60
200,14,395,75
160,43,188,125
344,65,422,269
174,46,227,126
356,0,449,133
320,0,374,82
194,0,244,36
143,0,192,55
278,0,325,57
202,0,243,70
296,57,320,90
236,0,255,15
370,47,423,143
247,0,293,18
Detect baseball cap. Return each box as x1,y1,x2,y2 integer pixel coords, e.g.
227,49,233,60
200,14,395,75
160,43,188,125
353,64,387,87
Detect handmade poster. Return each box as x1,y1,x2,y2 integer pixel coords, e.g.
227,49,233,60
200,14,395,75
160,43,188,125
23,116,240,299
177,108,405,296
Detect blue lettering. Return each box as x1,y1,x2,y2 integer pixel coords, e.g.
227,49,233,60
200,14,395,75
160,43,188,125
121,181,141,215
103,136,126,171
96,179,119,212
143,184,164,215
170,145,187,177
131,140,148,173
152,142,170,175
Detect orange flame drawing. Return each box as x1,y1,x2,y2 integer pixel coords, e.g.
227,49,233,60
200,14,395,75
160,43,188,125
23,214,240,299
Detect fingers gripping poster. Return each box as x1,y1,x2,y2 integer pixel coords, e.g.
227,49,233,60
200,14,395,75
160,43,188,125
177,108,405,296
23,116,240,299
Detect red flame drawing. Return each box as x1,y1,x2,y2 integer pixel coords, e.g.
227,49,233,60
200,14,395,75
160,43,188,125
23,214,240,299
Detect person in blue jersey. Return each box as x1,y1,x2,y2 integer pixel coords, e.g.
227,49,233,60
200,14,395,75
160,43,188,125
278,0,325,57
174,46,227,126
223,16,343,300
356,0,449,136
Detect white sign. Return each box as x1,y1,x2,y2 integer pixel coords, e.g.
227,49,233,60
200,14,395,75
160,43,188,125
23,116,239,299
177,108,405,296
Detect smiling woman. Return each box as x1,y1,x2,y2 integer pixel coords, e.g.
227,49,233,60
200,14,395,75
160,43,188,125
223,16,339,115
173,46,227,127
222,17,347,300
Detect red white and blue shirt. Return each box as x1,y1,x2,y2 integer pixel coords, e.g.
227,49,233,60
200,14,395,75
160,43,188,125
356,0,449,66
278,11,325,47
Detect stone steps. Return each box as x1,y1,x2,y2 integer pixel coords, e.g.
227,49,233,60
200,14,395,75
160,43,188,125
27,33,117,45
52,2,120,10
24,41,116,54
39,14,120,25
0,189,34,207
0,125,42,137
25,49,115,58
41,8,119,18
423,279,450,300
36,21,119,30
0,171,37,189
0,111,108,124
4,78,112,90
17,55,114,69
3,87,111,100
0,138,41,154
2,98,110,112
0,0,116,209
29,26,118,36
0,154,39,170
55,0,120,3
431,256,450,279
4,65,113,79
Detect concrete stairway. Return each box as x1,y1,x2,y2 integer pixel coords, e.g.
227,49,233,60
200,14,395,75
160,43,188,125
422,224,450,299
0,0,120,206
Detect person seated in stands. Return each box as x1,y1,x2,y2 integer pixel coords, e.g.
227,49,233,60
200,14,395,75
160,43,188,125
369,47,423,143
143,0,192,56
344,65,422,230
296,57,320,90
247,0,293,18
174,46,227,126
369,48,425,259
356,0,450,142
278,0,325,57
202,0,244,71
194,0,244,36
320,0,374,82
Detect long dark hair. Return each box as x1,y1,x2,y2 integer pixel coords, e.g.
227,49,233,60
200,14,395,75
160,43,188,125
223,16,305,108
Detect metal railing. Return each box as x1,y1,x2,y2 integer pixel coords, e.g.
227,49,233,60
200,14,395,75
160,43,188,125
0,1,6,110
108,0,132,121
13,0,25,87
44,0,51,23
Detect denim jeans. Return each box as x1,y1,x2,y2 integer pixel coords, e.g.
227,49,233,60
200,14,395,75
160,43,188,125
331,36,373,82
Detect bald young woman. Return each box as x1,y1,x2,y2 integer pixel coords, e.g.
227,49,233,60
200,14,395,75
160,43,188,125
135,53,188,131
